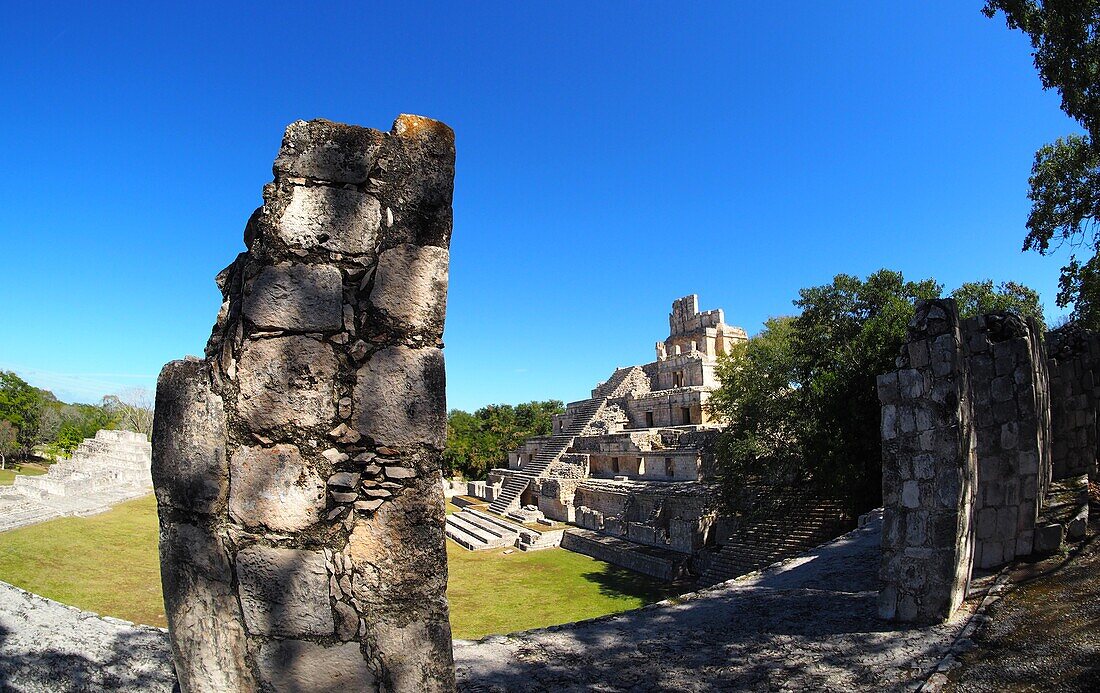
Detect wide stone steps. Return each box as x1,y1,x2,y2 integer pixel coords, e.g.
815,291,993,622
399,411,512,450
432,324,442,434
489,398,607,513
700,493,851,586
445,509,520,551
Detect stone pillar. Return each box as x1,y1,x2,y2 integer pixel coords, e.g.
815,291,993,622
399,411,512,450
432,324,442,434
877,299,977,623
1047,325,1100,481
153,116,456,692
963,313,1049,568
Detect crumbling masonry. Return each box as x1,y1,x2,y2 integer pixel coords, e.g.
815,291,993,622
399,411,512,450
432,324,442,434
878,299,1092,623
152,116,455,691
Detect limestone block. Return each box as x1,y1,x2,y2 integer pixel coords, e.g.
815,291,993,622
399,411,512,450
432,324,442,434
151,359,229,515
372,616,455,693
237,336,337,431
236,546,334,637
1034,523,1064,554
243,263,343,331
347,490,447,605
370,243,449,335
256,640,375,691
159,523,255,693
278,185,381,254
354,346,446,448
229,444,326,532
274,119,384,184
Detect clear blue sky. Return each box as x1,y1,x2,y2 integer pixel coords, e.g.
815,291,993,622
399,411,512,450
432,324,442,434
0,2,1080,411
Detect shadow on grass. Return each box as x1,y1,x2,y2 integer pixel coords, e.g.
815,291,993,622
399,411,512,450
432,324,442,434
578,563,683,602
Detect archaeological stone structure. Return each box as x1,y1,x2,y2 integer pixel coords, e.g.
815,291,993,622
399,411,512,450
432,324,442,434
449,297,849,582
446,296,742,567
152,116,456,692
878,299,1091,623
0,429,152,532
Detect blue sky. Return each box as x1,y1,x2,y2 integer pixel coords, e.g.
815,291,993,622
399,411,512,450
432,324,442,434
0,2,1080,410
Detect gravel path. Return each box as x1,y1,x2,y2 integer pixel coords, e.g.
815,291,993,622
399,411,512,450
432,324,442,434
0,514,975,692
453,515,973,692
0,582,175,692
945,518,1100,692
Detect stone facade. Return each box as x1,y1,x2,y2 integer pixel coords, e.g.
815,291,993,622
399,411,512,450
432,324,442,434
878,299,1093,624
152,116,455,692
13,429,151,498
454,296,735,560
964,313,1050,569
878,299,977,623
1047,324,1100,481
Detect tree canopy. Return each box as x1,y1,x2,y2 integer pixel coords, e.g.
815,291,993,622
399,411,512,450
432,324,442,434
444,400,564,480
707,270,1045,515
984,1,1100,326
0,370,153,460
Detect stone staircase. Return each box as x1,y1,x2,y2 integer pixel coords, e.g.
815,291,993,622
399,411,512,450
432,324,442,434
592,366,645,399
445,508,520,550
487,397,605,514
13,430,152,499
700,490,851,586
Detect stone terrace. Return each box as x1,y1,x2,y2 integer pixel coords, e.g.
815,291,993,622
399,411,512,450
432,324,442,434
0,514,978,692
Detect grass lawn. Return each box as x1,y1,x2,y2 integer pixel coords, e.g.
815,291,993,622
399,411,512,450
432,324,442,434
0,493,680,640
0,463,47,486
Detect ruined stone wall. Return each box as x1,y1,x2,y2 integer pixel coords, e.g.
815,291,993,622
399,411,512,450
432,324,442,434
1047,325,1100,481
962,314,1049,569
878,299,977,623
153,116,455,692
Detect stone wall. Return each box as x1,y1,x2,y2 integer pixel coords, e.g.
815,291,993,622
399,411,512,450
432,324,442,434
1046,324,1100,481
877,300,1084,624
152,116,456,692
878,299,977,623
963,313,1050,569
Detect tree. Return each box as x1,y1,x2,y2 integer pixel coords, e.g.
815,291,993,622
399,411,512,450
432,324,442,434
443,400,563,480
707,270,1048,516
950,280,1046,329
0,420,18,470
102,388,154,439
984,2,1100,326
0,371,44,458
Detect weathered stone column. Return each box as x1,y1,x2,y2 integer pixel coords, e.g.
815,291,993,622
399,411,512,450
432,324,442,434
877,299,977,623
153,116,455,692
963,313,1050,568
1047,324,1100,482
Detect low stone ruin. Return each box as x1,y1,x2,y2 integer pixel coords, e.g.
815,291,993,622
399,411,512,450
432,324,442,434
878,299,1092,623
14,429,151,498
0,429,153,532
152,116,456,691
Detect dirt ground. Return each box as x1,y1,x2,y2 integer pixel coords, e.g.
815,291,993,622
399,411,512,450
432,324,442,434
946,513,1100,692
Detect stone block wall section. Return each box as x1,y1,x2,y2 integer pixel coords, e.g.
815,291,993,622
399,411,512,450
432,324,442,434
1046,324,1100,481
962,313,1050,569
152,116,456,692
878,299,977,623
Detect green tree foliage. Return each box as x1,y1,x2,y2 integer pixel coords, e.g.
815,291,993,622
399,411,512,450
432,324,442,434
984,1,1100,326
950,280,1046,330
444,400,564,480
708,270,1045,515
0,371,44,456
0,370,150,459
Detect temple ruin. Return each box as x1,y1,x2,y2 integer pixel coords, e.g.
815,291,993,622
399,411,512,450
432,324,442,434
449,296,850,581
0,429,152,532
878,299,1092,623
152,116,455,691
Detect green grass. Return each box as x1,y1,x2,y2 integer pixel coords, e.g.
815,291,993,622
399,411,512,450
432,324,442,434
0,493,680,640
0,463,47,486
0,494,165,626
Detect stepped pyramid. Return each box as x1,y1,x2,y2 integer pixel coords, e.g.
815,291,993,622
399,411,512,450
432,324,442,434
14,429,152,499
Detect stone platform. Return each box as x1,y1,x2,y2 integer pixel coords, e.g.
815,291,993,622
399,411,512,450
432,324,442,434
0,430,152,533
0,514,982,692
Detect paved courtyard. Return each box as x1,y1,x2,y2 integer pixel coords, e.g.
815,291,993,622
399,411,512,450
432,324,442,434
0,514,981,692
